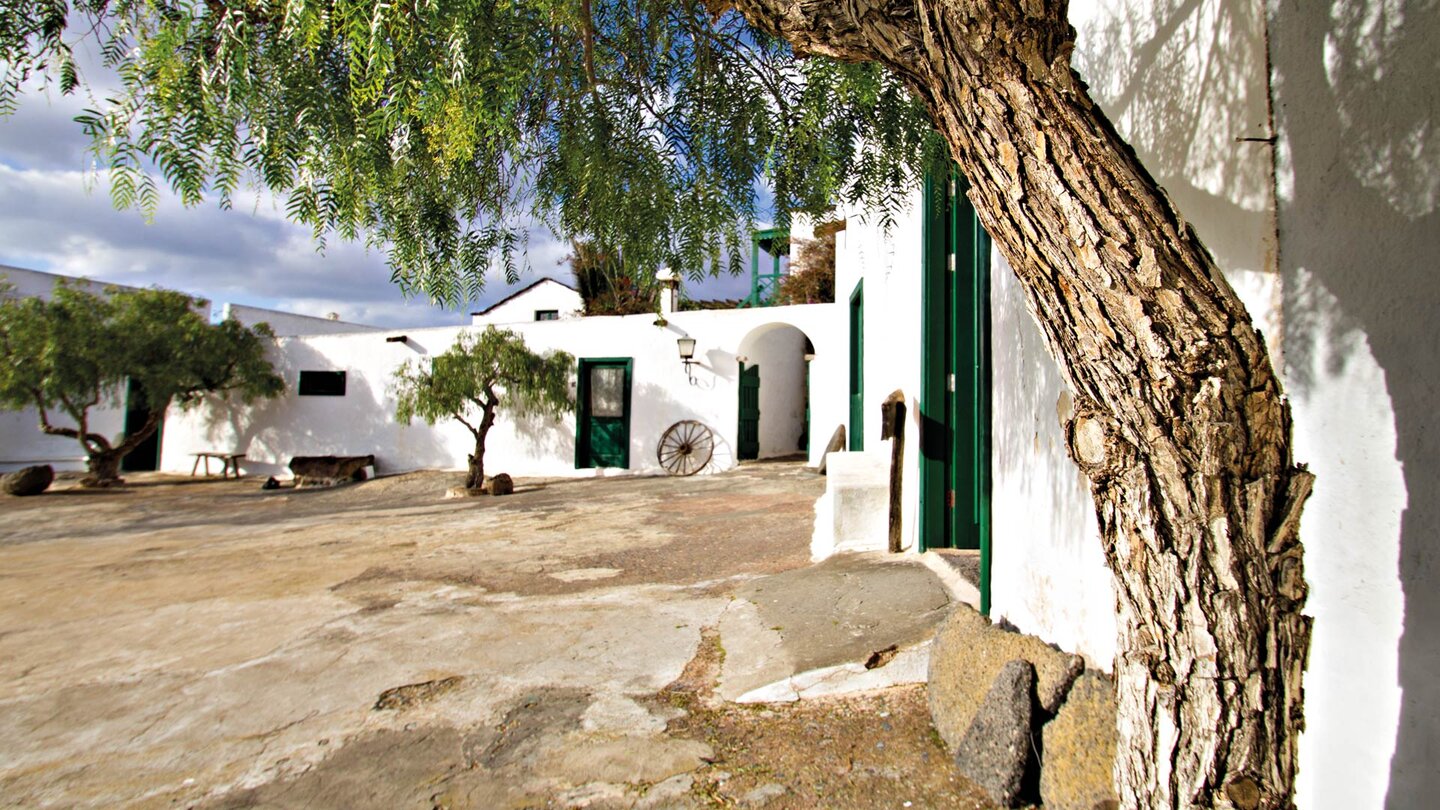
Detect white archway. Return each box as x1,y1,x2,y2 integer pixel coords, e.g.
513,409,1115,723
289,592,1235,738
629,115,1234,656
736,322,815,460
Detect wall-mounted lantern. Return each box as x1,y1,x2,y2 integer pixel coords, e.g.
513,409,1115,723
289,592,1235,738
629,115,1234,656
677,336,697,383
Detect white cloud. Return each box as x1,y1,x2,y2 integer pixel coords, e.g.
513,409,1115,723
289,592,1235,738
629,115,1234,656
0,85,755,326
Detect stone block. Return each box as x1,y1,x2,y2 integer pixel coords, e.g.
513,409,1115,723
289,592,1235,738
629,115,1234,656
953,659,1035,807
927,604,1083,754
485,473,514,496
288,455,374,486
3,464,53,496
1041,671,1119,810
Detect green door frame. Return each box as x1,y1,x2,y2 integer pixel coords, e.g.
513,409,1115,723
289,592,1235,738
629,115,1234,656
919,165,994,614
848,281,865,451
120,378,163,472
575,357,633,469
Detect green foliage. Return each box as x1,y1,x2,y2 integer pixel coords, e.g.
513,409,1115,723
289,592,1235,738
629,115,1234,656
568,240,657,316
0,279,284,465
772,219,839,305
0,1,941,305
392,326,574,433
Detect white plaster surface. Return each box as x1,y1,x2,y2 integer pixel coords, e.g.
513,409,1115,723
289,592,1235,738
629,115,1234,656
810,450,891,560
221,303,381,336
988,251,1117,669
470,278,583,325
159,304,842,480
1267,0,1437,800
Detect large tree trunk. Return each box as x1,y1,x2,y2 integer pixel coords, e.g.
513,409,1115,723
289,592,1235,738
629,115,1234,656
78,409,165,488
733,1,1313,807
463,402,498,492
82,450,125,488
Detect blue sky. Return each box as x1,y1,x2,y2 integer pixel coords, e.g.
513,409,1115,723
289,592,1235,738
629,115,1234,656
0,77,757,328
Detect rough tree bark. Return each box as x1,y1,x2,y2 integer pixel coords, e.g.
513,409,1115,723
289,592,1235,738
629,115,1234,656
461,397,498,491
730,0,1313,807
37,401,165,487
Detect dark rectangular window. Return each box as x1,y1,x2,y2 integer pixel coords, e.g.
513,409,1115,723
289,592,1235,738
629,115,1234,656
298,370,347,396
535,309,559,321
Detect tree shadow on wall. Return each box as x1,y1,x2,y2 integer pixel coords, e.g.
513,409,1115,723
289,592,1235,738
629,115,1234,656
1268,0,1440,805
1076,0,1440,803
195,340,450,478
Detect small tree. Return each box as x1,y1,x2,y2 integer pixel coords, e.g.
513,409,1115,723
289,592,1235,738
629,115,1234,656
567,240,657,316
0,282,284,486
393,327,574,491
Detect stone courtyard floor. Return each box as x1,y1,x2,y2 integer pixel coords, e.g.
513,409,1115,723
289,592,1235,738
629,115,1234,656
0,462,997,809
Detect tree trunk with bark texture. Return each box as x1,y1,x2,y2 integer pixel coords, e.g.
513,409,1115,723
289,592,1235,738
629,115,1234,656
730,1,1313,807
463,400,498,491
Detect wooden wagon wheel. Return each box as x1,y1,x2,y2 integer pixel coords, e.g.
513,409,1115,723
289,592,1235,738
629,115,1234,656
657,420,715,476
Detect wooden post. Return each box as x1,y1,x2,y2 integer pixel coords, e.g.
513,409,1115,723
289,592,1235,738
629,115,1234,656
880,390,906,553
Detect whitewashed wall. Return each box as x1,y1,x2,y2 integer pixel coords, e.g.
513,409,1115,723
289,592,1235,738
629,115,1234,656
221,303,381,336
1267,1,1435,805
160,304,841,480
470,279,583,325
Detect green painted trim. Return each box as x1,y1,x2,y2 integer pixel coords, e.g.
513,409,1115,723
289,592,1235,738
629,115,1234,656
919,168,949,554
848,280,865,451
742,227,791,308
917,163,994,615
575,357,634,469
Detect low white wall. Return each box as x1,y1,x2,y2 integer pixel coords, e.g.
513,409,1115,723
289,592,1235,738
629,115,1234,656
160,304,841,481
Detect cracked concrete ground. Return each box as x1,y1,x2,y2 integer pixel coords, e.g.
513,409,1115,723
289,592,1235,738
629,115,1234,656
0,462,992,809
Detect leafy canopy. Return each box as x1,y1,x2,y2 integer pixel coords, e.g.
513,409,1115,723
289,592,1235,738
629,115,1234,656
0,280,284,430
393,326,574,431
0,0,940,305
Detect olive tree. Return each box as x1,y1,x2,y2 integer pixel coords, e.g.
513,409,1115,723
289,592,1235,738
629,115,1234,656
0,282,284,486
392,327,573,491
1,1,1313,805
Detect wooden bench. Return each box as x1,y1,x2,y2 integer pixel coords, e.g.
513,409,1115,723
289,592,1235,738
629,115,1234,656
191,452,246,479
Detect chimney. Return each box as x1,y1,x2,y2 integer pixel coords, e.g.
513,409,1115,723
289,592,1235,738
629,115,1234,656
656,266,679,317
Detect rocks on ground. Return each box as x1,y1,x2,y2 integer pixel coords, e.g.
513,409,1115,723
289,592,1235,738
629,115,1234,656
928,604,1117,808
288,454,374,487
952,659,1035,807
1040,671,1120,810
3,464,53,496
484,473,514,496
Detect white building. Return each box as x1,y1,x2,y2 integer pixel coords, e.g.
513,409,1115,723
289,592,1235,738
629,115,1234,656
5,0,1433,803
220,303,381,337
158,304,840,480
806,1,1435,806
470,277,583,325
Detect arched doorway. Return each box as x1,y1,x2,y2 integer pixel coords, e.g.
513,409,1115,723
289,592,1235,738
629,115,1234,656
736,323,814,461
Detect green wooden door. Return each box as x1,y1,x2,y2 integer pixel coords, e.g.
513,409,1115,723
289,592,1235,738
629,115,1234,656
576,358,632,469
738,362,760,460
848,282,864,451
919,165,993,609
121,379,162,472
